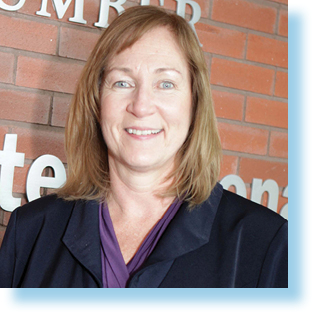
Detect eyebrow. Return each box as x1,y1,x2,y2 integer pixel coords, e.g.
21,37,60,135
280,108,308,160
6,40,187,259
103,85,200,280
107,67,132,74
154,68,182,76
107,67,182,76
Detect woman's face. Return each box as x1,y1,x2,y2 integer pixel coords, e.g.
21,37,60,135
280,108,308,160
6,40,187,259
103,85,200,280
100,27,192,175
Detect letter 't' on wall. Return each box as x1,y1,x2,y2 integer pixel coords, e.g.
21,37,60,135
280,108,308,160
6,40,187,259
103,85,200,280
26,155,67,202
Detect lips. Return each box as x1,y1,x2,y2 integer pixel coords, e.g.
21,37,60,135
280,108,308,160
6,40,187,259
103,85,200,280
125,128,162,136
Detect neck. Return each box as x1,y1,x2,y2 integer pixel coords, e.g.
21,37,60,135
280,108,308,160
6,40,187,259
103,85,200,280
107,156,176,219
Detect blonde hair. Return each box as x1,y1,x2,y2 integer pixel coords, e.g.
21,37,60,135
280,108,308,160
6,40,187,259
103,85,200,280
58,5,221,207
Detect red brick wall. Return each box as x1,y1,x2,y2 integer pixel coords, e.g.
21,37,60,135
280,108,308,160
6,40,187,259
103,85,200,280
0,0,288,245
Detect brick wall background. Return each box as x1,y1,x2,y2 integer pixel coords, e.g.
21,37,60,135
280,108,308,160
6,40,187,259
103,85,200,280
0,0,288,246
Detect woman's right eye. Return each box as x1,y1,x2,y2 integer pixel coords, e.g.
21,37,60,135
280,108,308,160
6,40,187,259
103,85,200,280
114,81,131,88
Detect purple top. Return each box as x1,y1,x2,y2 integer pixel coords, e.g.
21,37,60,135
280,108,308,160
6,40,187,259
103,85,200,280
99,199,182,288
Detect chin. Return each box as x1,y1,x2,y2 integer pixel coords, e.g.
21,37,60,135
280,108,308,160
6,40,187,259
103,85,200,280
124,155,171,173
126,159,158,171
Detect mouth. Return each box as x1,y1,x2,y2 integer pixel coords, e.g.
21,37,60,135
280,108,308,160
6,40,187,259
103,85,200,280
125,128,163,136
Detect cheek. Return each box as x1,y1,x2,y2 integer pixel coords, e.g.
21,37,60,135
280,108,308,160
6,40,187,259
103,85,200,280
166,99,192,146
100,95,121,126
100,98,119,144
179,95,193,130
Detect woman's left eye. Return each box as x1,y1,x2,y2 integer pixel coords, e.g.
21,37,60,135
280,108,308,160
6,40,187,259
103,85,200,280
160,81,174,89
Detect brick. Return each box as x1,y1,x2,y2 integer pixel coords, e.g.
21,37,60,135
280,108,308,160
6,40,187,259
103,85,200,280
268,0,288,4
13,164,30,194
212,90,244,121
0,126,9,146
0,89,50,124
239,157,287,187
131,0,210,18
269,131,288,158
3,210,11,226
210,58,275,95
0,225,6,248
219,154,238,179
59,27,100,61
16,56,84,94
278,9,288,37
52,94,72,127
245,96,288,128
211,0,277,34
22,195,29,205
0,14,57,55
11,127,66,162
246,34,288,68
195,23,246,59
218,122,269,155
0,51,14,84
274,71,288,98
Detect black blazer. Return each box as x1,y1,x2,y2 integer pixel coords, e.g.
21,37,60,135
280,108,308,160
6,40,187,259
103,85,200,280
0,183,288,288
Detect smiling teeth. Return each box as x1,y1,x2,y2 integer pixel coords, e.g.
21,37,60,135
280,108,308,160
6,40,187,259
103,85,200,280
126,129,162,135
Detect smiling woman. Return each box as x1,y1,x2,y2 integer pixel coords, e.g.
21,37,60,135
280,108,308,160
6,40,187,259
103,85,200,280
59,5,220,205
0,5,287,288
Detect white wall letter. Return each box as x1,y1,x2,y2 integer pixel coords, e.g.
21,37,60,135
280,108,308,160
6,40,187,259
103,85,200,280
220,174,247,198
94,0,126,28
36,0,86,24
0,134,25,212
280,185,288,220
251,178,279,212
0,0,25,11
26,155,66,202
175,0,201,45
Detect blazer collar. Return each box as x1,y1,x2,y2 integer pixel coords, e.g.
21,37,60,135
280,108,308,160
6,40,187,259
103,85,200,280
62,199,102,287
144,182,223,264
128,183,223,287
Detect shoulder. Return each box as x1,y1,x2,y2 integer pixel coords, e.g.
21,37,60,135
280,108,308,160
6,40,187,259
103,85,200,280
14,194,75,224
10,195,82,239
7,195,95,255
214,189,287,239
11,195,100,236
220,189,286,222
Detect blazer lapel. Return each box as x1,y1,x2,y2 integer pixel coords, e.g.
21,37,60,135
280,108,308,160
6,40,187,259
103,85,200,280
129,183,223,287
62,199,102,287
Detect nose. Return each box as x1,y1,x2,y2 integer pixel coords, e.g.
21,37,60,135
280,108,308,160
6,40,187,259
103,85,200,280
126,85,156,118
